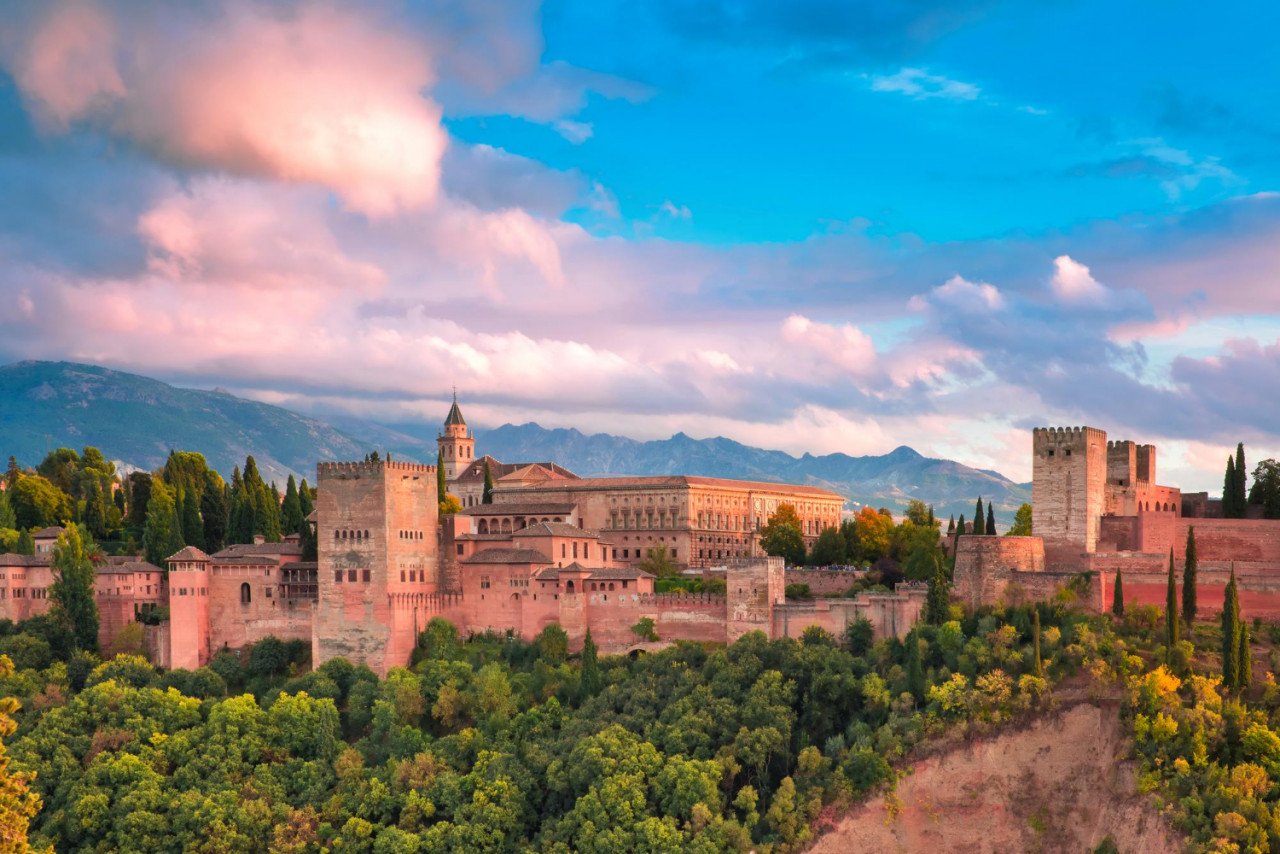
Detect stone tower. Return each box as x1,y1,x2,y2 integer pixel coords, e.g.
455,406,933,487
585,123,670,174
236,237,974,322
313,459,438,675
437,392,475,483
1032,426,1108,561
726,556,785,642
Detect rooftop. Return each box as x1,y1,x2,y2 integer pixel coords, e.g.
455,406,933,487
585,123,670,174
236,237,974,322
212,542,303,558
512,521,600,538
32,526,65,539
0,554,50,567
444,393,466,427
167,545,211,562
461,548,554,565
459,501,577,517
496,474,844,499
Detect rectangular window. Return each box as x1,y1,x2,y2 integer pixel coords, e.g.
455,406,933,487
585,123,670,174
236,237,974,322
362,570,371,583
335,571,343,583
348,569,357,583
401,571,406,582
456,544,464,555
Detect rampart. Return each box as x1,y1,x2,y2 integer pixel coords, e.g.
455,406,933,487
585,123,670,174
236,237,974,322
784,568,865,595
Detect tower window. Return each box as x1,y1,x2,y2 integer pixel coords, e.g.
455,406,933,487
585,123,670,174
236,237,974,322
240,582,251,604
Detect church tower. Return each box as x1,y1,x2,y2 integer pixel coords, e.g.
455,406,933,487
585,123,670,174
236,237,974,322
437,392,475,482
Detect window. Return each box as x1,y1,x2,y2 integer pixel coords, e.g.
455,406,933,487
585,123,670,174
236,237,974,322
401,571,406,582
348,569,357,583
335,571,343,583
362,570,371,583
457,544,464,555
240,582,251,604
480,576,491,589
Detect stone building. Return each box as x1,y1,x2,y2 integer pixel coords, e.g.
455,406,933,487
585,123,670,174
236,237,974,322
955,425,1280,619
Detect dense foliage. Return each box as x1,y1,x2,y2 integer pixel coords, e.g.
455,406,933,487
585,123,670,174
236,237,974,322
0,602,1100,853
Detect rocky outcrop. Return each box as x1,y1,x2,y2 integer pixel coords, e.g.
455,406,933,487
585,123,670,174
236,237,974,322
808,703,1184,854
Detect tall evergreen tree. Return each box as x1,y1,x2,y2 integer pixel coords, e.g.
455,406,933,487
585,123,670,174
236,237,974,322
49,525,100,653
1236,443,1248,516
1165,548,1180,654
955,514,966,545
280,476,304,536
143,482,177,567
4,456,19,491
1033,608,1043,677
298,478,315,518
0,491,14,530
1182,526,1198,627
986,504,995,536
905,630,924,701
437,450,447,501
946,515,955,535
181,487,205,550
127,472,152,529
580,629,602,698
299,516,318,562
82,480,107,540
166,490,186,558
482,461,494,505
1112,569,1124,618
14,530,33,557
201,470,228,553
973,497,985,534
1223,565,1241,689
1224,456,1238,518
924,556,950,625
1238,619,1253,691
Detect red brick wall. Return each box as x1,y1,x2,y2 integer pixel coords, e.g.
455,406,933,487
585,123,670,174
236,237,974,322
952,537,1047,610
784,568,865,595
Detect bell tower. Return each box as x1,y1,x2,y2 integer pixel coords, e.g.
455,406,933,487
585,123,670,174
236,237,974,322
437,390,475,482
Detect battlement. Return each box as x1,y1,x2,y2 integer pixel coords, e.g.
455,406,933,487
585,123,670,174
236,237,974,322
1033,426,1107,449
316,460,436,478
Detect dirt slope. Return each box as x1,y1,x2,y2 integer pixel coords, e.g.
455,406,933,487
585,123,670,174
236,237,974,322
807,703,1184,854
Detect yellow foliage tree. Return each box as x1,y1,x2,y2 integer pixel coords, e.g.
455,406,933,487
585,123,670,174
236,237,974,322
0,655,45,853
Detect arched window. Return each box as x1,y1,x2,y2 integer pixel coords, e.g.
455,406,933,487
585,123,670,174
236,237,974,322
478,519,489,534
240,582,251,604
566,580,575,593
364,530,370,539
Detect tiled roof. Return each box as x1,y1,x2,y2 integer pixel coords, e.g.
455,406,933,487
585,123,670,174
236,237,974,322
585,567,655,580
460,502,577,517
455,458,579,484
32,526,65,539
511,521,600,538
98,561,163,575
0,554,50,567
281,561,318,571
167,546,211,562
212,543,303,558
461,548,553,565
444,395,466,426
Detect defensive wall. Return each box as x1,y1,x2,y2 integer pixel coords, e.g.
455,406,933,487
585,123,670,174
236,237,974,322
783,568,865,595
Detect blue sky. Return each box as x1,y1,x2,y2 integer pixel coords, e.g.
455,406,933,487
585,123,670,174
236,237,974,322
1,0,1279,492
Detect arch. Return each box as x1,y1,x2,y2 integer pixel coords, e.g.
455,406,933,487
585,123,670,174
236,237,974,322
565,580,575,593
478,519,489,535
501,519,512,534
364,530,370,539
240,582,251,604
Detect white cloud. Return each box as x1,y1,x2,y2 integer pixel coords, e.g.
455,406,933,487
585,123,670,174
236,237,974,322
869,68,980,101
554,119,593,143
909,274,1003,312
1049,255,1109,304
659,200,692,220
781,314,879,378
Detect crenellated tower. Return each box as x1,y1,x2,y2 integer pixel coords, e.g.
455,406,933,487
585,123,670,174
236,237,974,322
1032,426,1108,560
437,391,475,482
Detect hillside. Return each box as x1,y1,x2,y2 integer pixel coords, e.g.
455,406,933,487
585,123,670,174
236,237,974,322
473,423,1030,520
0,361,376,484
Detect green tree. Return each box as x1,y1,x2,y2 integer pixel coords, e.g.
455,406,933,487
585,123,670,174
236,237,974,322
143,481,177,567
760,505,805,565
1165,548,1179,655
1223,566,1241,689
1112,569,1124,618
580,629,602,698
49,525,101,653
1238,618,1252,691
905,630,924,701
181,486,204,550
0,491,14,531
0,656,42,853
437,450,447,502
808,527,846,567
9,475,71,529
15,530,33,556
1249,459,1280,518
947,515,955,535
482,461,494,504
1007,503,1032,536
986,504,995,536
200,470,228,553
280,475,304,536
973,497,986,534
126,471,152,528
904,499,931,526
298,478,314,518
3,457,20,492
924,556,950,625
638,545,679,578
82,479,108,540
1182,526,1198,627
1224,455,1239,518
1033,608,1043,677
955,513,966,544
1236,443,1248,517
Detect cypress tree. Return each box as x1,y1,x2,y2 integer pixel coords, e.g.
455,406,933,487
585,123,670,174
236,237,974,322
905,630,925,701
298,479,315,518
281,475,304,536
83,480,107,540
482,461,494,505
925,556,950,625
1165,548,1179,654
1224,456,1237,518
1236,443,1248,516
947,515,955,535
1223,565,1240,689
974,497,985,534
165,491,186,558
201,471,228,553
1238,619,1252,691
182,487,205,550
437,450,447,502
1033,608,1043,677
956,514,966,541
986,504,995,536
15,529,34,556
143,481,176,567
1112,569,1124,618
580,629,602,698
299,516,318,562
1182,526,1198,627
927,506,935,527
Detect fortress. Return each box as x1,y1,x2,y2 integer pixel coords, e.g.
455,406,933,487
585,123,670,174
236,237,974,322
954,425,1280,619
0,399,924,675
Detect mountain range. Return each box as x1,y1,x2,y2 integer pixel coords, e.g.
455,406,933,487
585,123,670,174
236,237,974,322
0,361,1030,519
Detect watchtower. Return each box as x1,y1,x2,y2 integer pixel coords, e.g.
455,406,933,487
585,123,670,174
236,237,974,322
313,459,438,675
1032,426,1108,558
726,556,785,642
437,392,475,483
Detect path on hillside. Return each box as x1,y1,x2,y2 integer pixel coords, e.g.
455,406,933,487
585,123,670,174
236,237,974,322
806,702,1183,854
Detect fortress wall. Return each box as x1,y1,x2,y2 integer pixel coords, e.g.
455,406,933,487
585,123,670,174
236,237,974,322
772,591,924,642
952,537,1048,610
1172,519,1280,563
1094,559,1280,620
785,568,865,595
1099,516,1139,552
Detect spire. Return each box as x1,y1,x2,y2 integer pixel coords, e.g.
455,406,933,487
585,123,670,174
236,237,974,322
444,389,466,427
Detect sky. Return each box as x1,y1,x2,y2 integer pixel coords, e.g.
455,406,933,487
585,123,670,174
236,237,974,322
1,0,1279,492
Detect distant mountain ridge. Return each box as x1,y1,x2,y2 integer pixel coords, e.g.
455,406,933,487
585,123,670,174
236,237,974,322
0,361,1030,519
471,423,1030,520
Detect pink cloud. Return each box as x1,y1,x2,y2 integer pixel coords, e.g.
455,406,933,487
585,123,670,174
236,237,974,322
780,314,879,379
1049,254,1109,304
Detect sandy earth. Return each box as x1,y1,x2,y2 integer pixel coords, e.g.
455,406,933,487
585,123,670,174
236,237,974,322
806,703,1185,854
